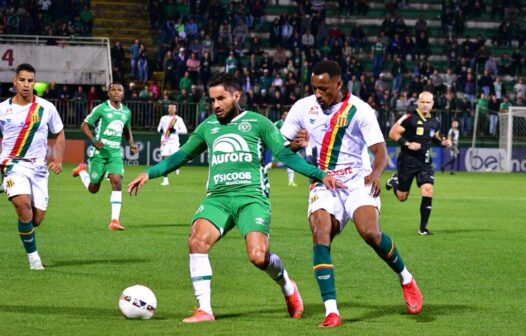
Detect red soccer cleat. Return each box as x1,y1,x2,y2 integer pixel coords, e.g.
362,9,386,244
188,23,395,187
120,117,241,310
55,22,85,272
319,312,342,328
402,278,423,314
72,162,87,177
182,309,215,323
285,280,304,318
108,219,125,231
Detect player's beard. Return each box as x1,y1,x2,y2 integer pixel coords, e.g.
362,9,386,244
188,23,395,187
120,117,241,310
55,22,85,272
216,102,241,124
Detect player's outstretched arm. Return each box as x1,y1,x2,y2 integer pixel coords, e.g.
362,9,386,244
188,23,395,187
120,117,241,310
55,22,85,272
48,129,65,174
128,172,149,196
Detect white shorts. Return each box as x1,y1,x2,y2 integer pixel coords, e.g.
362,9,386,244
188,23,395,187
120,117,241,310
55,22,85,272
161,143,179,157
308,178,380,230
2,162,49,210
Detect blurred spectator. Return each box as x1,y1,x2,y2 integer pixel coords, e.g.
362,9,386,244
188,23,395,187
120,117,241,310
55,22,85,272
137,44,148,82
79,5,94,34
225,51,238,74
87,85,99,110
129,39,140,80
174,47,188,90
186,52,201,84
111,41,125,76
200,51,213,89
179,71,193,92
513,78,526,101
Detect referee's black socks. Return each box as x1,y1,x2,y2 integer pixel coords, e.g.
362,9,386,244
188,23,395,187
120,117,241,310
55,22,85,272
420,196,432,230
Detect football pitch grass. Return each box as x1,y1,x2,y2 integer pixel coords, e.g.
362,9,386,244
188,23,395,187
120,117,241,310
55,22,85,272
0,165,524,336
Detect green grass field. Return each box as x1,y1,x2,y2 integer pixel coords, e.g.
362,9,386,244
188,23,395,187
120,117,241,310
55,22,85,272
1,166,525,336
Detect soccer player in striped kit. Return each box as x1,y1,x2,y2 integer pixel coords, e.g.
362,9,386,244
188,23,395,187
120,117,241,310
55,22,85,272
281,61,423,327
157,103,187,186
0,63,65,270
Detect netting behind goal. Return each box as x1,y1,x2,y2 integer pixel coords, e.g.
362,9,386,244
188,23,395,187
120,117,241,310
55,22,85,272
499,107,526,172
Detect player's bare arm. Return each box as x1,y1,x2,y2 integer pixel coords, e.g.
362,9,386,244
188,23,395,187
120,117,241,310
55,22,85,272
128,172,149,196
364,142,388,197
48,129,65,174
81,121,104,149
124,126,138,154
435,132,450,147
389,123,420,151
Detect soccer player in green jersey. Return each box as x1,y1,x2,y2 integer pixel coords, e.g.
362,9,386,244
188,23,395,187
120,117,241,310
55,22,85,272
128,72,344,323
264,110,298,186
72,82,138,230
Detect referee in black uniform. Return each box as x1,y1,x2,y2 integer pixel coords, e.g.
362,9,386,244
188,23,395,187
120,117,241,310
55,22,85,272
386,91,450,235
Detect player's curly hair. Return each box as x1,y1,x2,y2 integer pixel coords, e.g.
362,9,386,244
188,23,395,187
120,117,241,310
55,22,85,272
312,61,341,78
209,72,241,94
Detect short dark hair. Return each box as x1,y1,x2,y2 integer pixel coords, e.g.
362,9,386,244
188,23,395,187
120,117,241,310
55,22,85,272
16,63,36,74
108,82,124,90
208,72,241,94
312,61,341,78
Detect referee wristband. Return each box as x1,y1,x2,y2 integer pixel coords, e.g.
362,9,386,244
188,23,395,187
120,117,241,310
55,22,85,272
397,137,408,147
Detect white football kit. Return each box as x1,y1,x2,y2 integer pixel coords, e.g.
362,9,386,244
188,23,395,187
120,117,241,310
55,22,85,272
281,93,385,227
157,114,188,156
0,96,64,210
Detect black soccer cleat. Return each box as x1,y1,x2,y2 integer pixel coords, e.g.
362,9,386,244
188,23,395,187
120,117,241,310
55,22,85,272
385,173,398,191
417,229,433,235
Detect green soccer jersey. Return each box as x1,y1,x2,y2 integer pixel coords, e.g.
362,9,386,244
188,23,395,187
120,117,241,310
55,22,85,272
84,100,132,151
274,119,284,130
180,111,288,196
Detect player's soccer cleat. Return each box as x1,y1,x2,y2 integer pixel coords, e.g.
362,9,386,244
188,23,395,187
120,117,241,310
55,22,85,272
288,182,298,187
285,280,304,318
29,257,44,271
108,219,125,231
402,278,423,314
161,180,170,186
72,162,87,177
385,173,398,190
319,313,342,328
182,309,215,323
417,228,433,235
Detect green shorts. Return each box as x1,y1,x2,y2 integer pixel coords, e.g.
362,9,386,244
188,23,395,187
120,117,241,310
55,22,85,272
89,150,124,184
191,193,271,237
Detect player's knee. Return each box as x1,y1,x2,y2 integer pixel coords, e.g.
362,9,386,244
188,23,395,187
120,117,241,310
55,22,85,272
88,185,99,193
396,193,408,202
362,229,381,245
188,236,211,253
248,250,267,269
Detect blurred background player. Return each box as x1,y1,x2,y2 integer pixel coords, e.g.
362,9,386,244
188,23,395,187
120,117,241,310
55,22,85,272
386,91,449,235
264,110,297,187
72,82,138,230
440,120,460,174
0,63,65,270
157,103,187,186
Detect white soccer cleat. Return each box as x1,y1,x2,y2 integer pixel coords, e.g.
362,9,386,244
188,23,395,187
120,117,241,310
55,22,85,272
29,257,44,271
161,180,170,186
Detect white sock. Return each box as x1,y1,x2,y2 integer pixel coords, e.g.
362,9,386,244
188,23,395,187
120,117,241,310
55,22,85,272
287,168,294,183
398,267,413,285
176,169,180,175
79,170,90,189
265,253,294,296
110,191,122,221
324,299,339,316
27,251,41,263
189,253,213,314
264,162,272,171
162,177,169,184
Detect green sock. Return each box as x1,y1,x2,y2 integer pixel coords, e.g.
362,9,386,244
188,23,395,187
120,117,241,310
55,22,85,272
313,244,336,301
18,220,37,253
370,233,405,273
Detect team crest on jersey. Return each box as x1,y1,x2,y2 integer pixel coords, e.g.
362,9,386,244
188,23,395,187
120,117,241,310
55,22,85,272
238,121,251,132
255,217,265,225
31,113,40,123
309,118,315,124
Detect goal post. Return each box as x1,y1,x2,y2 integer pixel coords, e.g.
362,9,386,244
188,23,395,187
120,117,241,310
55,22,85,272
500,106,526,172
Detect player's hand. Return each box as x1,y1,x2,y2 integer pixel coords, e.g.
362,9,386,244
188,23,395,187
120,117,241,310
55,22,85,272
48,161,63,174
290,128,309,150
321,175,347,191
364,173,381,197
407,142,421,151
93,140,104,150
130,143,139,154
442,138,451,148
128,172,149,196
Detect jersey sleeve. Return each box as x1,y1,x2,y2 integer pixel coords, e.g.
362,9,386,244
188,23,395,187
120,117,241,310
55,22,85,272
157,116,164,133
397,112,412,128
47,102,64,134
359,105,385,146
84,105,101,126
258,115,289,155
125,109,132,129
280,101,304,140
179,122,207,156
176,116,188,134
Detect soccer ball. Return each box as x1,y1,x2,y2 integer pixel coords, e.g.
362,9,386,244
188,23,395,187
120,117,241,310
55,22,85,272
119,285,157,319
